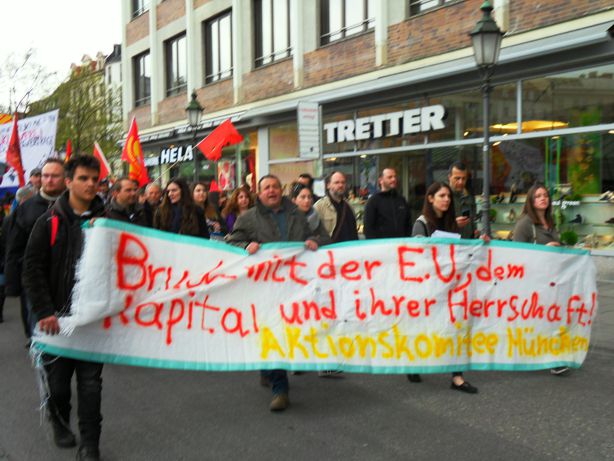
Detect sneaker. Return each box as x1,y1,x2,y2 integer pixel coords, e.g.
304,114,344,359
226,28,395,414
407,374,422,383
76,446,101,461
318,370,344,378
269,393,289,412
50,420,77,448
550,366,570,376
450,380,478,394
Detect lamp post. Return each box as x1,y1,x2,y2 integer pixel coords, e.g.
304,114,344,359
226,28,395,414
185,90,204,182
470,1,503,237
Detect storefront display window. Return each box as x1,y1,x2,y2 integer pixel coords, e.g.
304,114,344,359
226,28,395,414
269,122,298,160
521,64,614,134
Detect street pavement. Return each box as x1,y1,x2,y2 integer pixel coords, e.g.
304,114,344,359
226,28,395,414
1,281,613,461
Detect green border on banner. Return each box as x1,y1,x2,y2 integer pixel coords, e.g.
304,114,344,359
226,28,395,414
33,342,581,373
88,218,591,256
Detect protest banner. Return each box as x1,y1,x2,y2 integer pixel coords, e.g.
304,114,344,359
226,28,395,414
0,110,59,189
33,219,598,374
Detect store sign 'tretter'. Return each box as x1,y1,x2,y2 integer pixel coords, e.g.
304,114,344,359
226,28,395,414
323,104,446,144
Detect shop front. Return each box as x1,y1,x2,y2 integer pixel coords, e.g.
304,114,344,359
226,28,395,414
314,62,614,249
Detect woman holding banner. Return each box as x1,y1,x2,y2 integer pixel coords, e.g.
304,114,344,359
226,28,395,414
222,186,254,233
154,178,209,238
408,182,479,394
512,183,568,376
290,182,330,242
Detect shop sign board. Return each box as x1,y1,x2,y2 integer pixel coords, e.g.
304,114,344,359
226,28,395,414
159,144,194,165
323,104,446,144
298,101,320,159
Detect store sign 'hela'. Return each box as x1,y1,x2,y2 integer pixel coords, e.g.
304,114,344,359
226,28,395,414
323,104,446,144
159,144,195,165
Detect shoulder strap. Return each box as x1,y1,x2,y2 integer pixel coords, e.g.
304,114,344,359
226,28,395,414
50,210,59,247
532,224,537,244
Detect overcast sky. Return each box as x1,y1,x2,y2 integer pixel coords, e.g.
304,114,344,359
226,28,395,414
0,0,122,111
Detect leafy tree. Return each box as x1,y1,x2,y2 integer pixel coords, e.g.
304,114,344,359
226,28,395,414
28,62,122,159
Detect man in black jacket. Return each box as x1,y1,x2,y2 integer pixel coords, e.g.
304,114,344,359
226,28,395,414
363,168,412,239
5,158,66,340
23,155,106,461
106,177,148,226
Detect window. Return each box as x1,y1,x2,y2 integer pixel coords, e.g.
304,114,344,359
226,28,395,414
409,0,456,16
133,52,151,107
132,0,149,18
165,34,187,96
254,0,292,67
320,0,375,45
205,10,233,83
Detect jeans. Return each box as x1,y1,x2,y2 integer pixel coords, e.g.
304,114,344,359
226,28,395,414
261,369,289,395
43,354,104,448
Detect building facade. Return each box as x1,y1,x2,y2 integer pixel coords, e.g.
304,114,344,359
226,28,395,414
121,0,614,249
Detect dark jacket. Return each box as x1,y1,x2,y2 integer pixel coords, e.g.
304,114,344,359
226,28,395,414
5,193,58,295
226,197,329,247
363,189,412,239
106,199,148,227
512,214,560,245
143,200,158,228
22,191,106,322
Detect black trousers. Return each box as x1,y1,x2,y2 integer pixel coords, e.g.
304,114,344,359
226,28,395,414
43,354,104,448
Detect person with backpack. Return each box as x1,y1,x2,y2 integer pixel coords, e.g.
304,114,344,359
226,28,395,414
23,155,107,461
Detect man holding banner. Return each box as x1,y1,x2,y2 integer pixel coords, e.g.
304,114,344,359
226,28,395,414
23,155,106,461
226,174,327,411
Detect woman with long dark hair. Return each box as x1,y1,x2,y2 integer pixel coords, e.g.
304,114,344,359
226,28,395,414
290,182,330,242
154,178,209,238
408,181,478,394
221,186,254,233
192,182,226,239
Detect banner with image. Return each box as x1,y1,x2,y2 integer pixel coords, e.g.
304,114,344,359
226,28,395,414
34,219,598,373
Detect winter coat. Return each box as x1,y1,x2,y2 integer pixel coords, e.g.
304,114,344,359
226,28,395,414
106,199,148,227
363,189,412,239
22,191,106,322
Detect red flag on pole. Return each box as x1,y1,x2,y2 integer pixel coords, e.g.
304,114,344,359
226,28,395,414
93,142,110,180
121,117,149,187
195,118,243,162
6,114,25,187
65,139,72,162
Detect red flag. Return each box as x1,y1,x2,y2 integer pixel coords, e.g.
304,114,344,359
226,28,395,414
65,139,72,162
93,142,110,180
6,114,25,187
196,119,243,162
121,118,149,187
209,179,220,192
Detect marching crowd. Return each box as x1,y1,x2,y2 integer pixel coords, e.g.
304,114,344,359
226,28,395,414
0,155,568,460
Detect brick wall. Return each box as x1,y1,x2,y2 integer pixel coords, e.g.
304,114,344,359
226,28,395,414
158,93,189,125
157,0,186,29
303,31,376,87
129,105,152,130
126,11,149,46
241,59,294,104
507,0,614,35
197,79,234,113
387,0,480,66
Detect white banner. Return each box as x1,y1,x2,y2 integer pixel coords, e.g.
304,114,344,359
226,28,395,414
34,219,598,373
0,110,59,188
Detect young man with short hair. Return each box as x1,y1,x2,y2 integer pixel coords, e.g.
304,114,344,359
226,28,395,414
23,155,107,461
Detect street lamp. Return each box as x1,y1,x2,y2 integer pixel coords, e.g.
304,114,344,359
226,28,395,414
470,0,503,237
185,90,204,181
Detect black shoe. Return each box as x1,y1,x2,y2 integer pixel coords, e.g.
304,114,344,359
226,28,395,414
76,446,100,461
407,374,422,383
0,313,3,323
606,217,614,224
51,421,77,448
569,214,583,224
450,380,478,394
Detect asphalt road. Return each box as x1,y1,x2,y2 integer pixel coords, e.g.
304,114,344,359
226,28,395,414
1,283,613,461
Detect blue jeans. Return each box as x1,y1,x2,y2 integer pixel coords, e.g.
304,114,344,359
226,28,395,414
261,369,289,395
43,354,104,448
